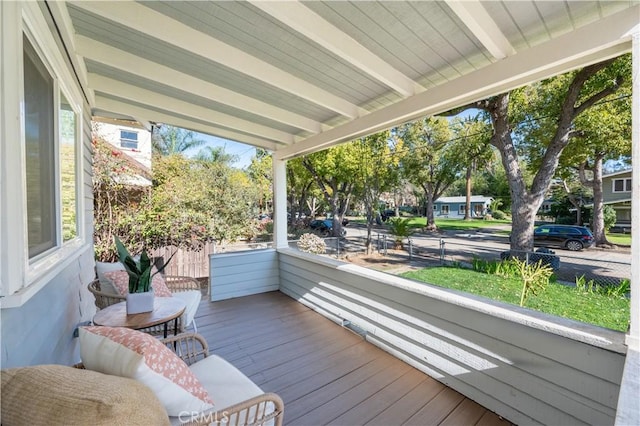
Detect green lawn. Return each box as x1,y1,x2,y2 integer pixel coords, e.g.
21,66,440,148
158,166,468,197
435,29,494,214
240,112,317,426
607,233,631,246
401,267,629,332
406,217,511,231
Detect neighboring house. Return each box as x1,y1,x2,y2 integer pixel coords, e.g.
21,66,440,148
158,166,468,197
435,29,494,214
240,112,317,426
602,169,632,230
93,118,152,170
433,196,493,219
93,118,153,187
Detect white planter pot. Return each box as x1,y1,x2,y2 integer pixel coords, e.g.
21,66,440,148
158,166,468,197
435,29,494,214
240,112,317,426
126,290,154,314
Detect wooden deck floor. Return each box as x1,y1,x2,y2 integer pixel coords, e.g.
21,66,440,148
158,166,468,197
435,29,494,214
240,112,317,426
195,291,512,426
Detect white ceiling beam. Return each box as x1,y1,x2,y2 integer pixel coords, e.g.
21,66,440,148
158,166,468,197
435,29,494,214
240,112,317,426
89,74,294,144
70,0,361,119
95,96,280,151
251,0,422,97
74,35,322,134
445,0,515,59
45,1,95,105
275,5,637,159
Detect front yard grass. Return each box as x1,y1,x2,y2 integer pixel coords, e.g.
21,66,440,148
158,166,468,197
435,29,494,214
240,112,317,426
607,233,631,246
401,267,629,332
407,217,512,231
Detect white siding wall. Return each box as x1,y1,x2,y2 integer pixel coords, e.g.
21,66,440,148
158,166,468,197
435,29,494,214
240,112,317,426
210,249,279,301
1,107,96,368
278,249,626,426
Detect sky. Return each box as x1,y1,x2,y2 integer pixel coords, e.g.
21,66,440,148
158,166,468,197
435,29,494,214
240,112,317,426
183,133,256,169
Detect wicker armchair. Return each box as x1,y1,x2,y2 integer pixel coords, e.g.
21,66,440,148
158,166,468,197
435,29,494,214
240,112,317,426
75,333,284,426
88,275,202,334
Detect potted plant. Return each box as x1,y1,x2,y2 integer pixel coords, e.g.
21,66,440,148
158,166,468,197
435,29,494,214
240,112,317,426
114,236,171,314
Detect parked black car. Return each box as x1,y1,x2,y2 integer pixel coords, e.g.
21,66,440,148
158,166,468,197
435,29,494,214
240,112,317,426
533,224,594,251
309,219,347,237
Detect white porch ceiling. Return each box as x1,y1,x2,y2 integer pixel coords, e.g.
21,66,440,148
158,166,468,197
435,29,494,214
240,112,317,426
56,0,639,159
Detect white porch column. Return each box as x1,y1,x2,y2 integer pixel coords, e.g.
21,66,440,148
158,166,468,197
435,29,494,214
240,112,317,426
615,30,640,426
629,31,640,350
272,154,288,249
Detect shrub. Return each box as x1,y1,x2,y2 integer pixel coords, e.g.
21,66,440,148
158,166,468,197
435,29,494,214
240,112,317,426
297,233,326,254
491,210,506,220
388,217,412,248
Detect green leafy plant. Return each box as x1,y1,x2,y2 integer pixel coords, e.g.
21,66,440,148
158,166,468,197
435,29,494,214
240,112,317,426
114,236,173,293
388,217,412,248
512,258,554,307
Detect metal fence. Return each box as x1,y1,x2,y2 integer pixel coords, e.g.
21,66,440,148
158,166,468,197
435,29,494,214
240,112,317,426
289,233,631,289
157,232,630,289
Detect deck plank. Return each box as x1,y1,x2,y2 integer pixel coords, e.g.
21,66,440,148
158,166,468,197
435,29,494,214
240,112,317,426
197,291,512,426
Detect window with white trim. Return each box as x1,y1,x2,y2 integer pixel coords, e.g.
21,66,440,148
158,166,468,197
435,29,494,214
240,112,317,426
22,33,81,261
612,178,631,193
120,130,138,149
441,205,449,215
458,205,465,215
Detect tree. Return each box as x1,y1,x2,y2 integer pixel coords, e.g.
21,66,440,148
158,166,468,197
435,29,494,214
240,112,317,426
354,131,402,253
449,116,494,220
247,148,273,214
195,146,237,165
152,124,206,155
558,62,632,245
301,144,360,237
399,116,459,230
149,154,260,245
457,55,628,251
287,157,320,222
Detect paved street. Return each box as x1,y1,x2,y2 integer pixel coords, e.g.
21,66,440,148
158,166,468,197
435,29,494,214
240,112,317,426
340,223,631,285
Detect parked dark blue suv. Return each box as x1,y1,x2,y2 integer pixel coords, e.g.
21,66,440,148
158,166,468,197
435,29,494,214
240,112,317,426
533,224,594,251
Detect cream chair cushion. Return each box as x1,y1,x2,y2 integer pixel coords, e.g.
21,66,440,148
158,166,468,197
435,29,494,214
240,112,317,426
170,354,268,426
172,290,202,328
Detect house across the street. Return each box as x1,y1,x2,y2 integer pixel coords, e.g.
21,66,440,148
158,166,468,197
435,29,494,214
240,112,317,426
602,169,632,232
433,196,493,219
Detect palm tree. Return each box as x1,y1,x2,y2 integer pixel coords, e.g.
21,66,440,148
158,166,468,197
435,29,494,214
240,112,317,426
152,124,206,155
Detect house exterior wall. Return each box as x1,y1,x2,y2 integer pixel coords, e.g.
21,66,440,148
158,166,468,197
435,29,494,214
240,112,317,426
433,201,490,218
602,171,633,225
0,2,96,367
93,121,152,169
603,171,632,204
278,249,625,426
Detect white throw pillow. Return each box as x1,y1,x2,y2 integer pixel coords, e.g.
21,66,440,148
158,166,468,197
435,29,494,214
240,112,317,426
79,326,214,416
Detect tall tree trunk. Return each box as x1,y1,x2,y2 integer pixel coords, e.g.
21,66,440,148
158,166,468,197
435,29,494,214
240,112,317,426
424,188,436,231
464,166,472,220
579,155,608,245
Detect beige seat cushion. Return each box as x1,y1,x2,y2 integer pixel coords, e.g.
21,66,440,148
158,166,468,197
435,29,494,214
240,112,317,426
1,365,170,426
172,290,202,328
170,354,270,426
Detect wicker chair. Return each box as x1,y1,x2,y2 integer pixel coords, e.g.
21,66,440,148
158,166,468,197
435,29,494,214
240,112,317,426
88,275,202,334
75,333,284,426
